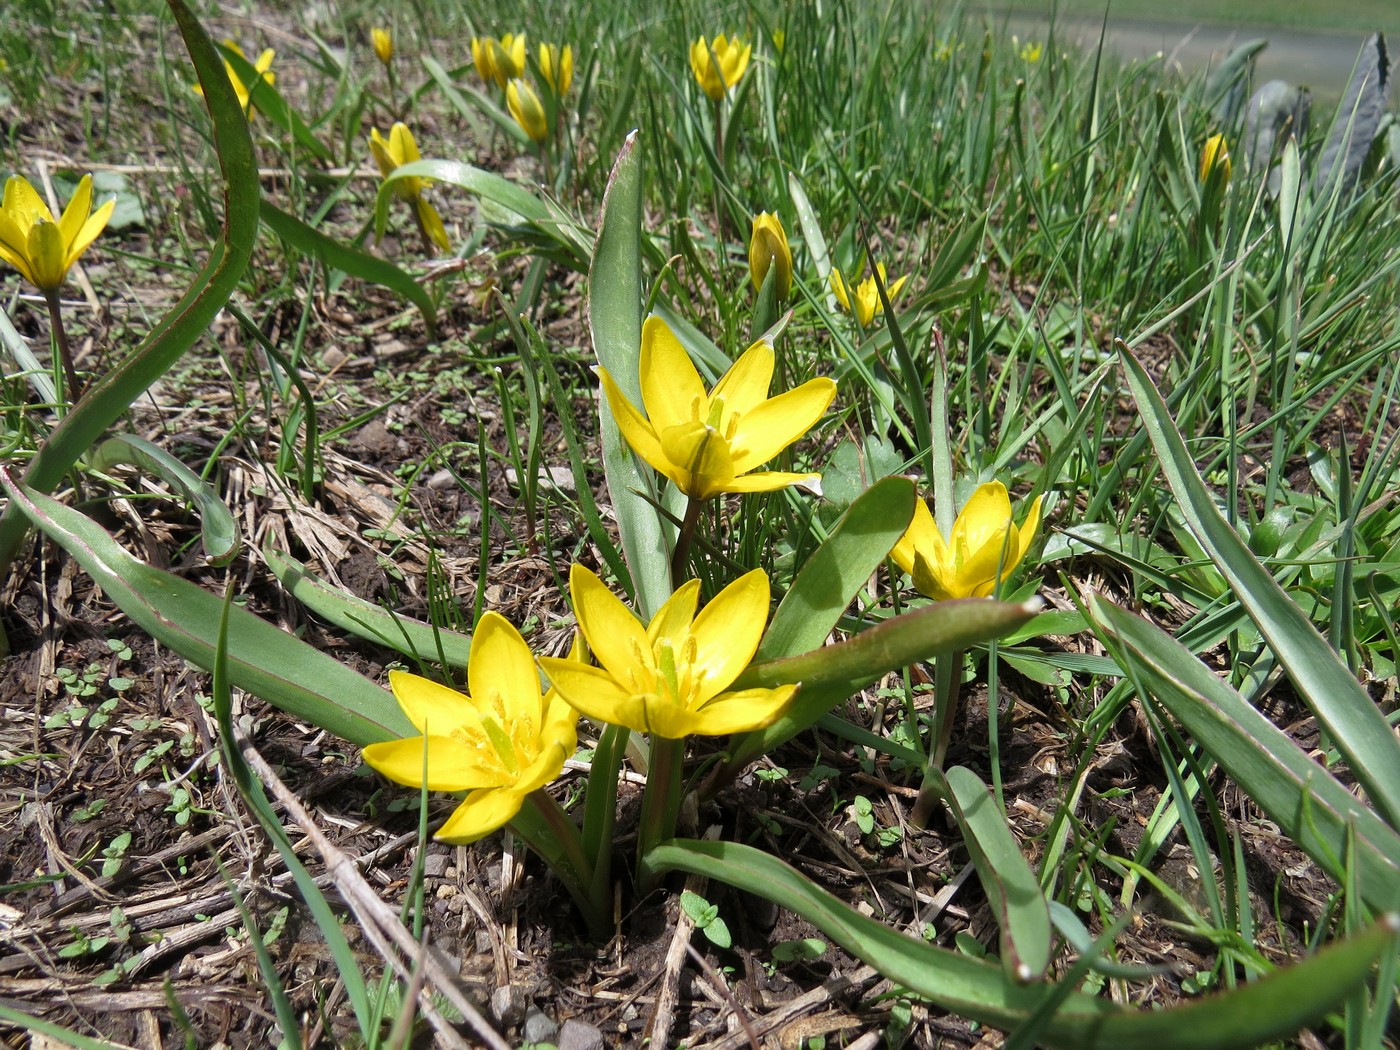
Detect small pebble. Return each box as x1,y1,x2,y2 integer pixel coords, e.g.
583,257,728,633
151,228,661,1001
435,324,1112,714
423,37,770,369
523,1006,559,1045
490,984,528,1027
556,1019,605,1050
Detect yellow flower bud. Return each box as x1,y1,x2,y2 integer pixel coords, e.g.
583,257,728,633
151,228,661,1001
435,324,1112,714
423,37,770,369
1199,133,1232,185
539,43,574,97
371,28,393,66
689,34,751,101
507,78,550,143
749,212,793,300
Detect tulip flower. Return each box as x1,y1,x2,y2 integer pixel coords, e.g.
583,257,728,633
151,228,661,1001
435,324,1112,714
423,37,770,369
1199,133,1232,185
506,78,550,143
368,122,450,252
597,315,836,502
830,263,908,326
371,27,393,66
471,33,525,88
690,34,752,101
0,174,114,295
200,40,275,119
540,565,797,739
749,212,793,300
362,612,579,844
539,43,574,97
891,481,1044,601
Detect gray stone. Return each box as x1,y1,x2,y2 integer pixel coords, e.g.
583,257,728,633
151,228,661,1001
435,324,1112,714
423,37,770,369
556,1019,605,1050
421,852,450,877
490,984,529,1027
523,1006,559,1045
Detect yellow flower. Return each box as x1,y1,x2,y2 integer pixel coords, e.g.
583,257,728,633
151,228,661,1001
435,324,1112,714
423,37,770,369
470,36,497,84
540,565,797,739
539,43,574,96
597,315,837,501
830,263,908,326
471,33,526,88
371,27,393,67
891,482,1044,601
202,40,275,119
1019,40,1043,62
368,123,450,252
361,612,578,844
749,212,793,300
0,174,115,293
689,34,752,101
507,78,550,143
1199,133,1232,185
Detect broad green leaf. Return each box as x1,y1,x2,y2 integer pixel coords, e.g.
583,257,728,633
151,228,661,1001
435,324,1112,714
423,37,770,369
0,0,259,572
265,548,472,669
588,132,672,618
646,839,1399,1049
1088,595,1400,913
757,476,915,661
1118,344,1400,828
717,598,1039,778
1,471,411,747
89,435,241,566
936,765,1052,982
260,200,437,338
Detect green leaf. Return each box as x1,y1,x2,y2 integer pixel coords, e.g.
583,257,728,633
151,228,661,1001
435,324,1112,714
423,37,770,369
934,766,1052,983
89,434,241,566
757,476,915,661
265,548,472,669
0,0,259,572
1088,595,1400,914
0,472,412,748
1118,344,1400,829
646,839,1400,1049
260,200,437,339
588,132,673,618
218,44,333,163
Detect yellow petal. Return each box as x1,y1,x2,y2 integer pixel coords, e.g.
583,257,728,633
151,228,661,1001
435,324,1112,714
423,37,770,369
721,469,823,494
390,122,420,164
640,315,707,431
26,220,67,291
539,658,652,733
597,366,674,482
467,611,543,731
658,421,735,499
1016,494,1045,561
368,128,395,180
708,339,775,423
687,684,797,736
954,482,1013,556
645,579,701,652
4,174,53,226
726,376,836,473
830,269,852,311
388,668,477,736
416,198,451,252
57,174,93,249
436,787,527,843
567,564,650,687
890,499,938,578
66,196,114,269
687,569,769,702
362,734,511,791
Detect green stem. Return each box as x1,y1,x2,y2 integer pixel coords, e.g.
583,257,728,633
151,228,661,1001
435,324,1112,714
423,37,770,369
636,735,685,895
910,648,962,828
670,496,702,588
583,723,627,924
510,791,609,939
44,291,82,403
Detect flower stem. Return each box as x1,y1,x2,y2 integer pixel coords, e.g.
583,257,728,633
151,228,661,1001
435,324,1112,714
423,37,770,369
909,648,962,828
44,291,82,402
670,497,703,588
511,791,610,939
582,723,627,924
636,735,685,896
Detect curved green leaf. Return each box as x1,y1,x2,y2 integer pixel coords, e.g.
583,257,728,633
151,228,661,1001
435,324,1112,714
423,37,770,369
1118,344,1400,828
265,547,471,669
1,470,411,747
260,200,437,338
219,44,332,163
647,839,1399,1049
0,0,259,570
89,434,241,566
937,765,1053,983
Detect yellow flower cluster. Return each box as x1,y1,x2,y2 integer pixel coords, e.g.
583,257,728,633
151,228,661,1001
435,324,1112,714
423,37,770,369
471,32,574,145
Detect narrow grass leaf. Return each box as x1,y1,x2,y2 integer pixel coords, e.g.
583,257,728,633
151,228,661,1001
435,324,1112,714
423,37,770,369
1,471,412,746
261,200,437,338
646,839,1399,1049
1118,344,1400,828
935,765,1052,983
265,548,472,669
90,434,241,566
1089,594,1400,913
